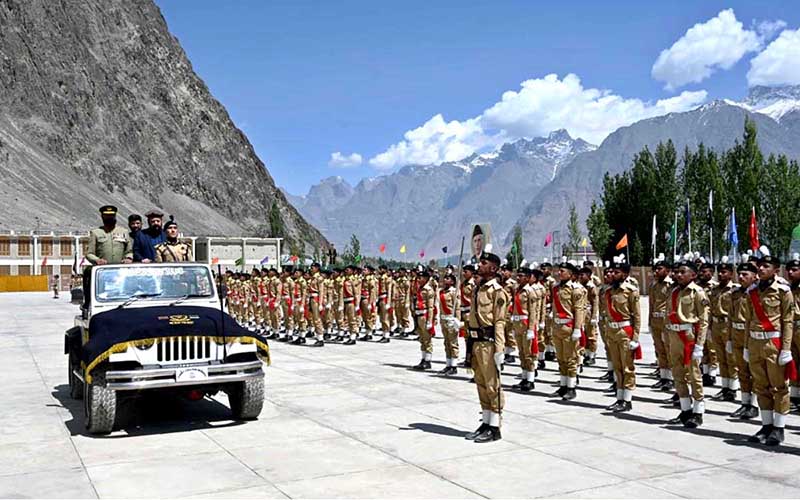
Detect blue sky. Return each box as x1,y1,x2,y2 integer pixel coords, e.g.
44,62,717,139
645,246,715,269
154,1,800,194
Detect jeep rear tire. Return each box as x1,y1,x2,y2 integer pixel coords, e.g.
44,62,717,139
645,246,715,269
229,377,264,420
84,373,116,434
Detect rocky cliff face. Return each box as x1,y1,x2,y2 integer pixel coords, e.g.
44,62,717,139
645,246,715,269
0,0,325,249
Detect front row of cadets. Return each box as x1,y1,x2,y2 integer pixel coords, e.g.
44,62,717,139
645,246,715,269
222,248,799,446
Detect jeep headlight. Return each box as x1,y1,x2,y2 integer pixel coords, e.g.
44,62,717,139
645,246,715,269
135,339,156,350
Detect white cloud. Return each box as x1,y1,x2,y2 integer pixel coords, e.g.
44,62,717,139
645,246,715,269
652,9,761,90
328,151,363,168
369,114,494,170
754,19,787,41
367,73,707,169
747,28,800,86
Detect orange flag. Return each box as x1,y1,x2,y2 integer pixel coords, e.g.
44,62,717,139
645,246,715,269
615,234,628,250
379,243,386,253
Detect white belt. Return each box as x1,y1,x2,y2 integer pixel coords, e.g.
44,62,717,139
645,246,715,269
461,307,471,312
731,322,746,330
510,314,528,321
608,320,631,329
343,297,354,303
310,293,319,297
651,312,666,318
281,295,290,299
554,317,573,325
666,323,693,332
414,311,426,316
750,331,780,340
378,293,387,298
441,314,456,319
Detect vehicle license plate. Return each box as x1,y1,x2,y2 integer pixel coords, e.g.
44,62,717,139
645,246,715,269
176,366,208,382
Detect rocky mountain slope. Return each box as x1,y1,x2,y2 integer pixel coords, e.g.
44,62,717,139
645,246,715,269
0,0,325,249
511,86,800,255
287,131,594,258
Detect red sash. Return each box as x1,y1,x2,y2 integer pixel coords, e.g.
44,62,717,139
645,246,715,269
605,288,642,359
439,291,452,316
669,288,694,365
530,322,539,355
513,291,529,327
554,285,582,345
749,288,797,381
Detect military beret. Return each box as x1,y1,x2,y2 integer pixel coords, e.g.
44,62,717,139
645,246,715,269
678,260,698,272
311,262,321,268
378,265,388,271
163,216,177,229
500,263,513,271
517,267,532,275
128,213,142,223
99,205,117,216
583,260,595,268
480,252,502,267
737,262,757,273
757,254,780,266
716,262,734,272
699,261,714,271
786,255,800,270
462,264,476,272
531,269,544,279
559,262,579,273
540,262,552,269
284,265,294,273
417,269,431,278
578,267,592,275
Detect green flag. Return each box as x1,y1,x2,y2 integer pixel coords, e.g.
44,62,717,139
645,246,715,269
234,257,244,268
354,254,362,263
666,221,676,246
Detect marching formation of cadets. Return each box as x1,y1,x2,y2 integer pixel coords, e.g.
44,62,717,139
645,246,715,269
222,247,800,446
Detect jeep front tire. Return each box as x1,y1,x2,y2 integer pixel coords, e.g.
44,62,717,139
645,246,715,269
228,377,264,420
84,373,117,434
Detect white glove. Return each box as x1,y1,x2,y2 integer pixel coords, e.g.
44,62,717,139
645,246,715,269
455,320,464,329
571,329,581,341
725,341,733,354
338,306,344,312
778,349,793,366
493,352,505,367
691,344,703,361
426,322,434,330
526,330,535,341
539,322,545,330
743,348,750,363
629,341,639,351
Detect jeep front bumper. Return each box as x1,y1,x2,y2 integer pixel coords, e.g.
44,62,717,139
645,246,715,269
102,360,264,390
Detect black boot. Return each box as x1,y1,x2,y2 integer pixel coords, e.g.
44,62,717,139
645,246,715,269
702,374,716,387
684,413,703,428
545,351,556,361
465,423,489,440
663,393,679,405
549,386,567,398
562,388,577,401
537,359,546,370
667,410,692,425
748,425,773,444
377,337,390,344
312,339,324,347
614,401,633,413
343,338,356,345
652,379,667,389
765,427,785,446
660,380,675,392
599,371,614,382
710,388,729,401
444,366,457,376
731,405,748,418
603,382,617,394
473,426,502,443
584,355,596,366
606,400,624,412
514,380,533,392
504,354,516,364
741,405,759,420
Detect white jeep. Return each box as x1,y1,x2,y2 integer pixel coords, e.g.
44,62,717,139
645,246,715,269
65,263,268,434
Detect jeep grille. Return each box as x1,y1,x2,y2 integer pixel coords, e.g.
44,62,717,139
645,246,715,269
156,337,214,362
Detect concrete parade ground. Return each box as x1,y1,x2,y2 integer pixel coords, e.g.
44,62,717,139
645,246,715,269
3,293,800,499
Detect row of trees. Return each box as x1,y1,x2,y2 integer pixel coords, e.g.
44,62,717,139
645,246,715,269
587,119,800,264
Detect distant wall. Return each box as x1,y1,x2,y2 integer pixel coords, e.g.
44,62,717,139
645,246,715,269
0,275,48,292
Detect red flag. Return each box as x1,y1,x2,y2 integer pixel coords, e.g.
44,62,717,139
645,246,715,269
379,243,386,254
749,206,759,251
290,255,299,263
41,256,48,268
543,233,552,247
211,257,220,265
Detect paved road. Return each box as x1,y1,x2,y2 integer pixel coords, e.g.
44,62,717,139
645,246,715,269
2,292,800,498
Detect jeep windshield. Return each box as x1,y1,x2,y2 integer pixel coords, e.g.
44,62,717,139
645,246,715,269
94,265,215,303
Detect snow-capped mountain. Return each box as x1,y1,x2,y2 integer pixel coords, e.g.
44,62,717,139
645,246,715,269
285,131,594,257
737,85,800,121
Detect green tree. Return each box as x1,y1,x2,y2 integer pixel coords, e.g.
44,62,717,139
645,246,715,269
268,201,285,239
506,225,525,267
586,200,612,258
721,118,764,254
761,154,800,257
565,203,581,255
342,234,361,265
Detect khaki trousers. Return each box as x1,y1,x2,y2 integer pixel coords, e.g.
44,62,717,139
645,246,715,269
360,298,375,331
378,299,392,332
441,318,459,360
344,302,359,334
293,300,307,331
651,319,669,370
668,331,703,401
710,321,736,380
472,341,504,414
415,315,433,354
585,319,598,353
792,328,800,390
554,325,579,377
308,299,324,335
606,328,636,391
512,321,535,373
282,301,293,331
749,338,790,413
394,301,409,330
504,320,517,353
732,329,753,394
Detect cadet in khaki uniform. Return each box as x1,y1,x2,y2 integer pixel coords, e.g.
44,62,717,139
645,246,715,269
154,218,192,262
666,258,709,429
438,274,460,375
578,267,600,367
697,261,719,387
500,264,519,364
459,265,477,368
291,269,308,344
550,260,587,400
322,269,335,337
649,256,674,391
745,253,794,446
377,265,394,342
464,252,507,443
511,267,537,392
730,261,759,419
412,270,436,370
708,258,739,402
341,266,361,345
786,256,800,412
604,257,641,413
598,265,616,388
539,263,557,366
277,268,292,341
306,263,325,347
357,267,376,338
